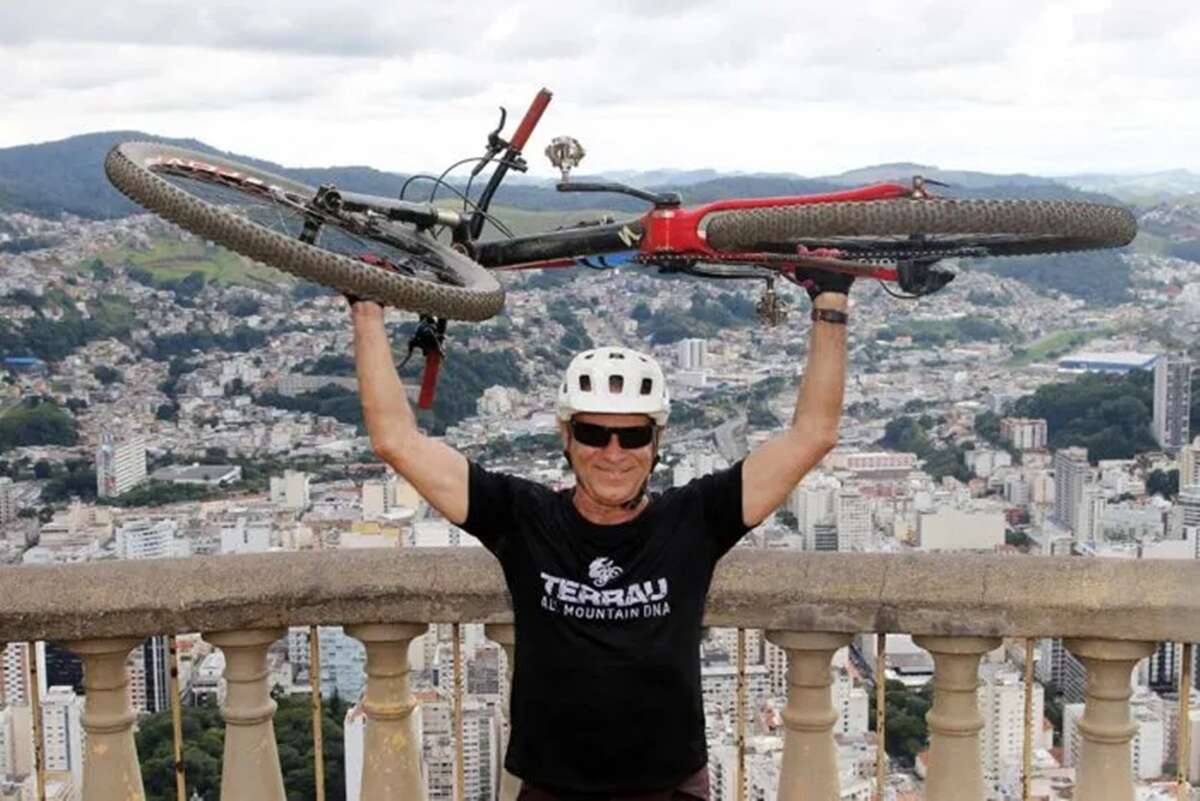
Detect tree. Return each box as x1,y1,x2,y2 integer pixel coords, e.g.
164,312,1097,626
33,460,53,479
93,364,123,385
1146,469,1180,500
155,403,179,422
776,509,798,529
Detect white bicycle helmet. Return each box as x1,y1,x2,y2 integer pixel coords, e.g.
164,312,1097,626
557,346,670,426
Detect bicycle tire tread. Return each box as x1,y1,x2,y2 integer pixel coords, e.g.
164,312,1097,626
704,198,1137,257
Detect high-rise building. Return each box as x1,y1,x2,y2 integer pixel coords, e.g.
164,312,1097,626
362,482,388,520
116,518,185,560
811,520,838,552
0,705,14,777
1153,354,1193,451
978,666,1046,795
1181,438,1200,489
835,489,872,551
1175,484,1200,542
283,470,310,510
126,637,170,715
1075,487,1107,544
1,644,29,707
1053,447,1089,534
677,338,707,371
420,695,499,801
1037,638,1088,703
40,686,85,793
0,477,17,525
289,626,366,702
95,435,147,499
1000,418,1048,451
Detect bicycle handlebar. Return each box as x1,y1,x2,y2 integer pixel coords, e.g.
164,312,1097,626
509,88,553,151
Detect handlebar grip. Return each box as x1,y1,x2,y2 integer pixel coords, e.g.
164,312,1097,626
417,350,443,410
508,88,553,151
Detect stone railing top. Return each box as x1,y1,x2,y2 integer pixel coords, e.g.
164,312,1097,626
1,548,1198,643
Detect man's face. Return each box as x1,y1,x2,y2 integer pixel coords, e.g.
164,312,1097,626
563,412,658,506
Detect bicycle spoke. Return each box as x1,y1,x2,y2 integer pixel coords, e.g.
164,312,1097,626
149,167,464,286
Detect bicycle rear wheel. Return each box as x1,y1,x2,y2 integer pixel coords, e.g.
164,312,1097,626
105,142,504,320
702,198,1137,260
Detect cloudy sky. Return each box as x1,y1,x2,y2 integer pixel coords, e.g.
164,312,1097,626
3,0,1198,177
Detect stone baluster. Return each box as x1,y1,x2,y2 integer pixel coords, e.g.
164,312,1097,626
765,631,853,801
205,629,287,801
485,623,520,801
1064,639,1156,801
912,636,1001,801
344,623,428,801
62,637,147,801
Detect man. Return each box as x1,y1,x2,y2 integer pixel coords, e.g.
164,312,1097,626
351,269,851,801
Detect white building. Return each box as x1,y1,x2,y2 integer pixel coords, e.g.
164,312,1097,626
1152,354,1193,451
40,687,84,793
420,696,499,801
1174,484,1200,542
288,626,365,702
1,644,29,707
95,435,147,499
1000,418,1047,451
833,669,869,737
115,519,186,560
476,386,513,417
701,664,771,717
978,665,1046,797
270,470,311,510
0,477,17,525
1003,475,1031,506
219,517,271,554
1181,438,1200,489
835,489,872,551
917,508,1004,552
828,451,917,475
0,705,14,777
1074,487,1107,544
361,481,388,520
966,448,1013,479
678,338,708,371
1053,447,1089,535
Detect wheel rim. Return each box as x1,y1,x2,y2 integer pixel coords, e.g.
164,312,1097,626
146,157,466,287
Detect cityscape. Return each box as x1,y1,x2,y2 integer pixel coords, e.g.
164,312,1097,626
0,190,1198,801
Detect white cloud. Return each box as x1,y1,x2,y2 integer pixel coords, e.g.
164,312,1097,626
1,0,1196,175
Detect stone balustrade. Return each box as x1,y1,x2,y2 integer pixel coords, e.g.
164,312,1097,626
2,548,1198,801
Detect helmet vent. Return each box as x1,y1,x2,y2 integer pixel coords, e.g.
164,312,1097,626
610,352,625,359
640,378,653,395
609,375,624,393
579,375,592,392
583,353,594,360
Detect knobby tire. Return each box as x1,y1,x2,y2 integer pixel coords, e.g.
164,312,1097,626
703,198,1137,258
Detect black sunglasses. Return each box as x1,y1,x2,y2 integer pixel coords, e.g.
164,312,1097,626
570,419,656,449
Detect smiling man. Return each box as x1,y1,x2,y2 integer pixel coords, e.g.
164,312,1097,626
350,268,850,801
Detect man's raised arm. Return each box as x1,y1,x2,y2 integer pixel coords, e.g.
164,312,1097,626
741,279,850,527
351,300,469,524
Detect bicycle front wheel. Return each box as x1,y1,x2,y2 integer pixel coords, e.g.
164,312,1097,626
702,198,1137,260
105,142,504,321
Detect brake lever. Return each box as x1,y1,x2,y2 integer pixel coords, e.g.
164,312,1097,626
471,107,510,178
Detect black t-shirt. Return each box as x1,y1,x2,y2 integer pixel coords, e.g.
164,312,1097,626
460,460,752,796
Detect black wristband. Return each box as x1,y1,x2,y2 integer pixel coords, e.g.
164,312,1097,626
811,308,848,325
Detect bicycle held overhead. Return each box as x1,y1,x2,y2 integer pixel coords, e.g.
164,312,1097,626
104,87,1138,399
